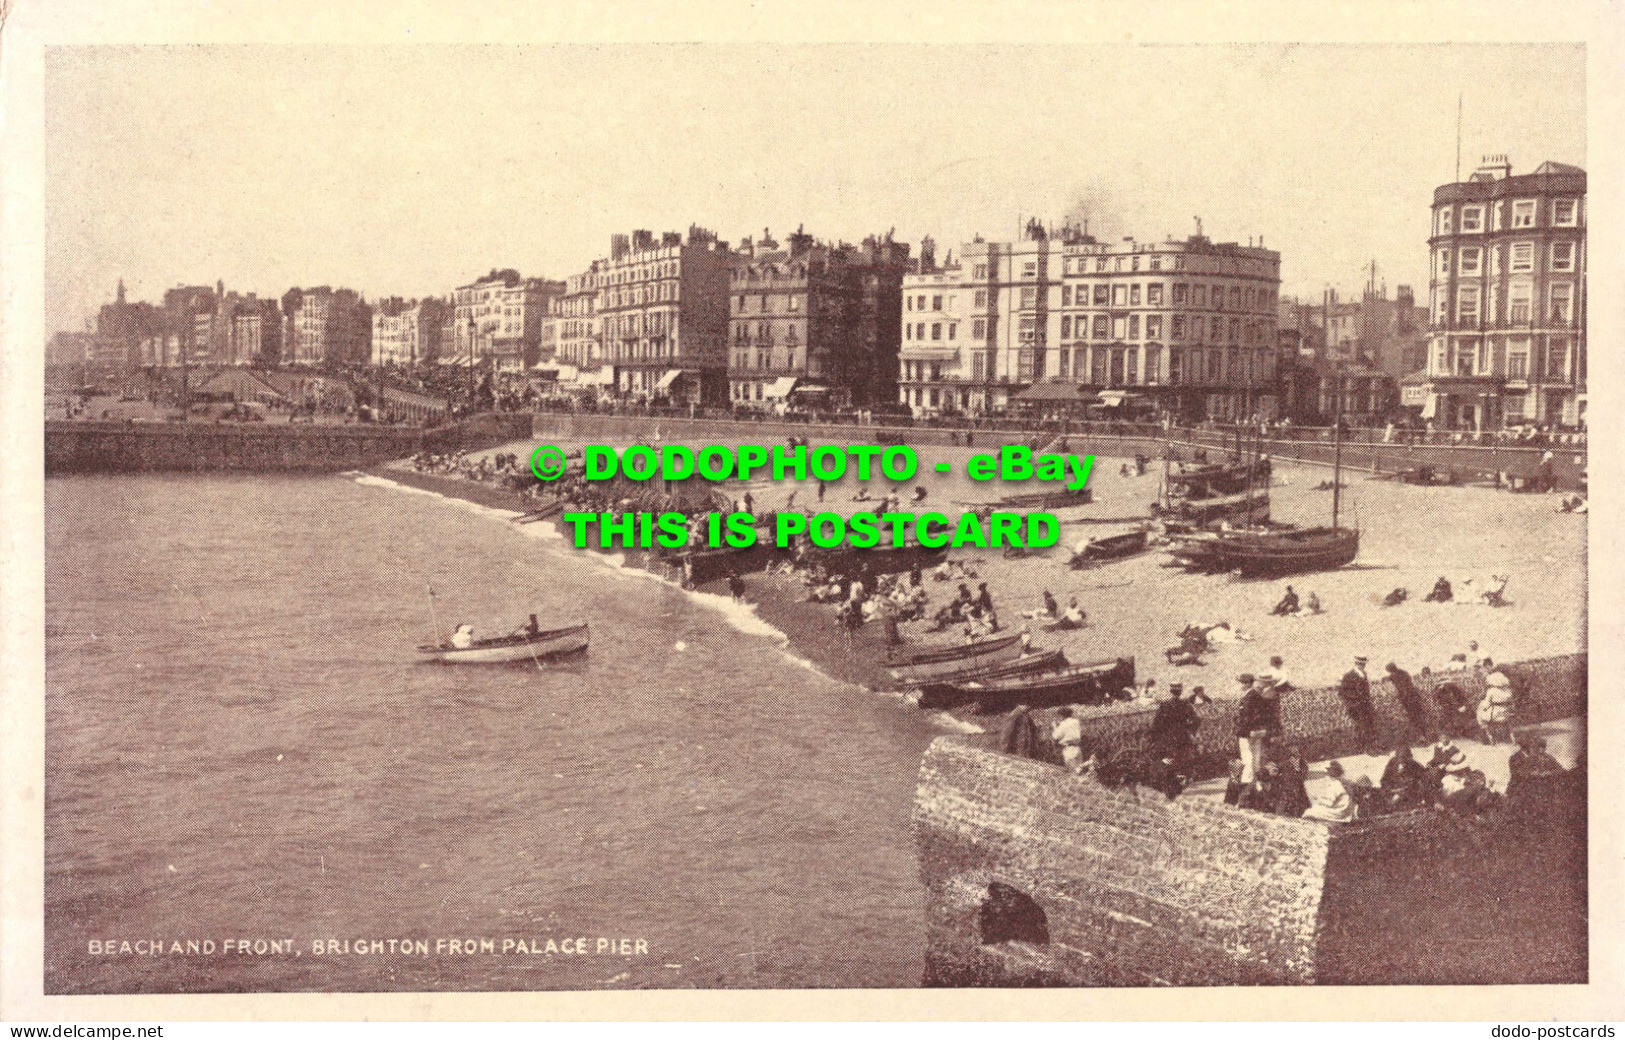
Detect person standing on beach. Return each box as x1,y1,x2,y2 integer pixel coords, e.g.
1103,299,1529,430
817,481,826,503
1235,675,1281,786
1339,655,1379,752
1385,661,1431,740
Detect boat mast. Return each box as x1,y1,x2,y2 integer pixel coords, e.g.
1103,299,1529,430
1332,404,1344,529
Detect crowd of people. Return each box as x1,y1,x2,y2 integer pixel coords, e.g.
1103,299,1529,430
997,642,1577,828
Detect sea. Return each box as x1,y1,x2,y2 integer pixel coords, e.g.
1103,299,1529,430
43,473,945,993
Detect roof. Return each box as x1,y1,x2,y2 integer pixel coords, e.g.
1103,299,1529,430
192,367,288,401
1014,381,1096,403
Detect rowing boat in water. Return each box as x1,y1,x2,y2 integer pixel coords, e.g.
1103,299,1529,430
911,649,1069,708
417,621,590,664
949,655,1135,711
884,632,1026,684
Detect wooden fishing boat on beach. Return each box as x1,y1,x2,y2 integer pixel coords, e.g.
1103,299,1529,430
676,539,787,587
805,539,949,580
903,647,1066,691
884,632,1026,684
959,487,1093,511
911,649,1069,708
1070,529,1149,566
511,501,565,524
949,655,1135,712
1171,526,1360,578
1152,487,1271,527
417,621,590,664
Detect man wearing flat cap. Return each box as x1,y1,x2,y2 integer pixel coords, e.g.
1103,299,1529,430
1147,682,1201,781
1339,655,1378,753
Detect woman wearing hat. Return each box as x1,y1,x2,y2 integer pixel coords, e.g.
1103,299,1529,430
1477,671,1515,745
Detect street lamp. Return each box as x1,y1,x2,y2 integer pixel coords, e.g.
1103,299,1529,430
467,315,476,409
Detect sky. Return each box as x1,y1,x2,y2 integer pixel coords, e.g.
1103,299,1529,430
43,43,1585,334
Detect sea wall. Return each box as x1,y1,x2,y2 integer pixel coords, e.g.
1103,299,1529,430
1017,652,1586,780
44,415,530,474
913,652,1587,986
531,413,1586,488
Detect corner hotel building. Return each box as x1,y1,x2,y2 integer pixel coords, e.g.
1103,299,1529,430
898,224,1282,420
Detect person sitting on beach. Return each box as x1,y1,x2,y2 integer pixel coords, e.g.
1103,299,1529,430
450,623,475,649
1382,587,1409,607
1379,742,1426,809
974,583,998,631
852,487,873,502
1298,591,1323,616
1506,735,1567,801
1424,576,1453,603
1223,758,1248,805
1439,751,1496,817
1270,586,1299,616
1051,596,1086,630
1051,707,1086,772
1271,748,1312,818
1023,590,1060,620
1302,761,1359,823
1205,621,1250,644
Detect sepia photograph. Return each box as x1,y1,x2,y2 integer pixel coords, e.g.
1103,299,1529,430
7,7,1614,1022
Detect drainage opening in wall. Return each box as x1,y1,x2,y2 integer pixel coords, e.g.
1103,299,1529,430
978,882,1049,946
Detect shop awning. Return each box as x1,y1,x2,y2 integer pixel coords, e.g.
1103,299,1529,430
763,376,799,400
656,370,685,391
1014,381,1096,403
1096,390,1144,408
792,383,830,395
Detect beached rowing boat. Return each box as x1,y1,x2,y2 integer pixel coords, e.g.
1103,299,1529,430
511,501,565,524
1071,529,1149,566
957,487,1093,511
911,649,1069,708
949,655,1135,711
805,539,949,580
417,621,590,664
883,632,1026,684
